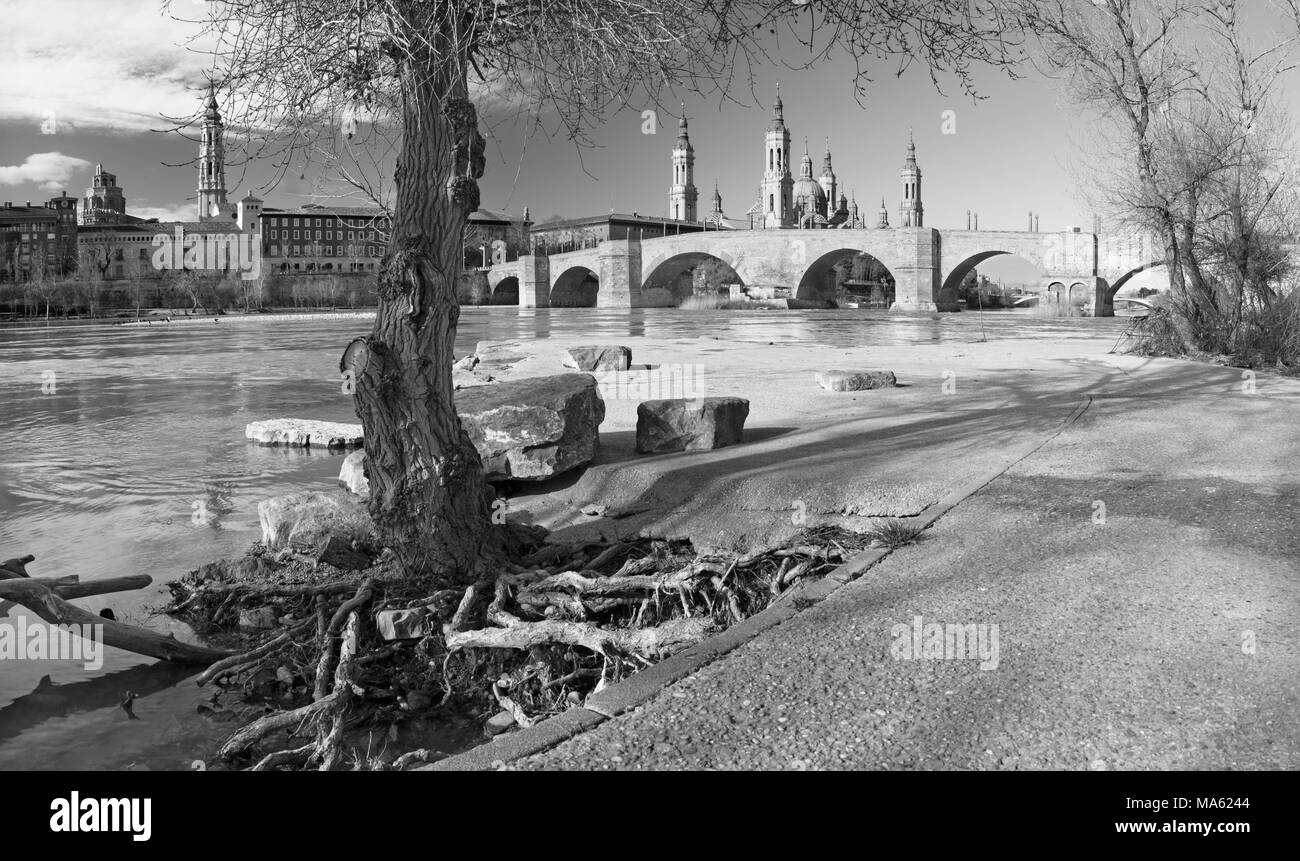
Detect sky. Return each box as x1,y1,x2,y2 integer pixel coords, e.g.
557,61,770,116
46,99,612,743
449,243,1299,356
1,0,1292,288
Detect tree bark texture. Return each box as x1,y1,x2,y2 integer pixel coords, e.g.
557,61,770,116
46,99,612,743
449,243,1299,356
353,50,492,582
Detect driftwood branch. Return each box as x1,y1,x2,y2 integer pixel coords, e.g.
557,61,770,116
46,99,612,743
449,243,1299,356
0,577,229,664
0,574,152,619
317,611,362,771
445,616,712,657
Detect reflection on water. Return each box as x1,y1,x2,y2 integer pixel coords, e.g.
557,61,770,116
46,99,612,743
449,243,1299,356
0,307,1110,769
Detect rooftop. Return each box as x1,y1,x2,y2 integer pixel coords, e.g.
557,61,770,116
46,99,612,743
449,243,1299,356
532,212,707,230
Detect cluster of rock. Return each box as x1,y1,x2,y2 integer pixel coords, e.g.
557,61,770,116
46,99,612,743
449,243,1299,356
252,343,760,560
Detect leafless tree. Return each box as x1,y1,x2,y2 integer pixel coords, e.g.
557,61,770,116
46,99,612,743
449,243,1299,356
169,0,1021,581
1015,0,1300,349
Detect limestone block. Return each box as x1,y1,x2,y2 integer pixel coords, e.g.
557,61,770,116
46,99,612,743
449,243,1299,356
636,397,749,453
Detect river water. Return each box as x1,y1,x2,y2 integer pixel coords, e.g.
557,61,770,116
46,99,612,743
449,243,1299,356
0,306,1107,770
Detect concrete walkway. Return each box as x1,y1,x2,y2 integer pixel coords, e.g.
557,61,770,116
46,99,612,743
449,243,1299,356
507,354,1300,770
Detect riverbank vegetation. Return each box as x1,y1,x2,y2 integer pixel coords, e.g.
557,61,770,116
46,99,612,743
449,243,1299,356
0,271,378,320
1017,0,1300,372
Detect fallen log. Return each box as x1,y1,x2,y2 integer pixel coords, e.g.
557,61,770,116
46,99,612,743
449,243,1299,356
1,575,153,618
43,574,153,600
444,616,713,658
0,578,230,664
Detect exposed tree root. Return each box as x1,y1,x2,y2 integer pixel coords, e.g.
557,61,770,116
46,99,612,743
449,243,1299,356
446,616,713,657
169,523,875,770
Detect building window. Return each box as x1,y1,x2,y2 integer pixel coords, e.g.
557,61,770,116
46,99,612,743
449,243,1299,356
315,230,321,240
293,230,299,239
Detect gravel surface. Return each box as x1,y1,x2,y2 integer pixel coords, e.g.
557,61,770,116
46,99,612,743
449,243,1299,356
514,364,1300,770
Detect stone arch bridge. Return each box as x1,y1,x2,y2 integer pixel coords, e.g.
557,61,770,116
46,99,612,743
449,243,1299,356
484,227,1167,315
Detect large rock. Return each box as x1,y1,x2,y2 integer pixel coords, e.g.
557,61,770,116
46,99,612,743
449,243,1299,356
474,340,525,365
258,491,373,550
315,535,371,571
457,373,605,481
375,608,434,641
636,397,750,453
561,345,632,372
338,449,369,496
246,419,363,449
814,370,897,392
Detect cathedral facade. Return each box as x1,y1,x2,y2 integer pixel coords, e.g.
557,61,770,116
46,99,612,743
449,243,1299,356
669,86,923,232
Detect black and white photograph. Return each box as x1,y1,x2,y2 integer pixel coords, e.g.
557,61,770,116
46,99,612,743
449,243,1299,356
0,0,1290,837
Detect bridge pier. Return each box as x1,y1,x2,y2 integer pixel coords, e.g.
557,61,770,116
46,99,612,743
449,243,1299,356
518,255,550,308
889,228,941,313
597,239,640,308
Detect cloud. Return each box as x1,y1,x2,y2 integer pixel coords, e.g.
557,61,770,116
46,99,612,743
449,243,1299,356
0,0,216,134
130,204,195,223
0,152,93,192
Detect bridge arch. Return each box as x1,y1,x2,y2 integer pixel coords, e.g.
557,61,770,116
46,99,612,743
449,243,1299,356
641,252,744,304
551,265,599,307
939,249,1046,308
491,276,519,305
796,247,896,306
1105,261,1167,297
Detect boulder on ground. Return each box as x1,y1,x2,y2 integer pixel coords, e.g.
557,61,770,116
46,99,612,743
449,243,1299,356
338,449,369,496
246,419,363,449
636,397,750,453
457,373,605,481
315,535,371,571
474,340,525,365
814,370,897,392
484,710,516,736
258,490,373,550
375,608,434,641
561,345,632,372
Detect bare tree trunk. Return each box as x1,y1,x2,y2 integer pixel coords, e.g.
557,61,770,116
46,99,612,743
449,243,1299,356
353,56,491,581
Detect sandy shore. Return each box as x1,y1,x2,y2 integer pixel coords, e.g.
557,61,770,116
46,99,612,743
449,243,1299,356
471,318,1147,553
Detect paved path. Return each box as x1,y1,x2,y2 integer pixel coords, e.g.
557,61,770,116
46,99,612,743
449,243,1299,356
514,357,1300,770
